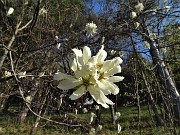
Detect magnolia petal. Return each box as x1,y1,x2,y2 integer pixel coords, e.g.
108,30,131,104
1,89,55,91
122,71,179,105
71,58,77,71
72,48,82,57
97,50,107,64
57,79,82,90
113,57,123,66
69,85,86,100
83,46,91,64
101,60,114,72
107,76,124,82
88,85,113,108
106,65,121,76
103,80,119,95
53,72,74,80
96,81,111,95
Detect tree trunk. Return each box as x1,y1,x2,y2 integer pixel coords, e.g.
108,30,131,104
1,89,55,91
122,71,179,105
110,105,115,125
145,33,180,124
141,68,164,125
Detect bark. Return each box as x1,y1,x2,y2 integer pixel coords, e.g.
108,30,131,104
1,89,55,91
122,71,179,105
146,34,180,124
110,105,115,125
95,107,101,128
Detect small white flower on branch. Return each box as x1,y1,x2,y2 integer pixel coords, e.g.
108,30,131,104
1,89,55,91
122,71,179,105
83,108,88,113
7,7,14,16
95,105,100,110
115,112,121,117
56,43,61,50
5,71,11,77
135,22,140,29
164,6,170,12
39,7,47,15
110,50,116,55
135,3,144,12
130,11,137,19
85,22,97,37
25,96,32,104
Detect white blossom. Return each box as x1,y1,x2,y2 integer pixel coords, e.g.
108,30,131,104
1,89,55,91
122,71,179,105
135,22,140,29
5,71,11,77
130,11,137,19
95,105,100,110
83,108,88,113
115,112,121,117
7,7,14,16
110,50,116,55
135,3,144,12
39,7,47,15
54,45,124,108
25,96,32,104
85,22,97,37
164,6,170,12
56,43,61,50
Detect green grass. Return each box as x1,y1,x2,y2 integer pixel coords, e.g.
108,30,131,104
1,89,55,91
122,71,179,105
0,106,179,135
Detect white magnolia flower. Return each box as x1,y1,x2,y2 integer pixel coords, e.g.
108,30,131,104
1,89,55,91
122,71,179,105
39,7,47,15
115,112,121,117
54,45,124,108
7,7,14,16
85,22,97,37
130,11,137,19
164,6,170,12
5,71,11,77
83,108,88,113
56,43,61,50
110,50,116,55
135,22,140,29
117,124,122,134
135,3,144,12
25,96,32,104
